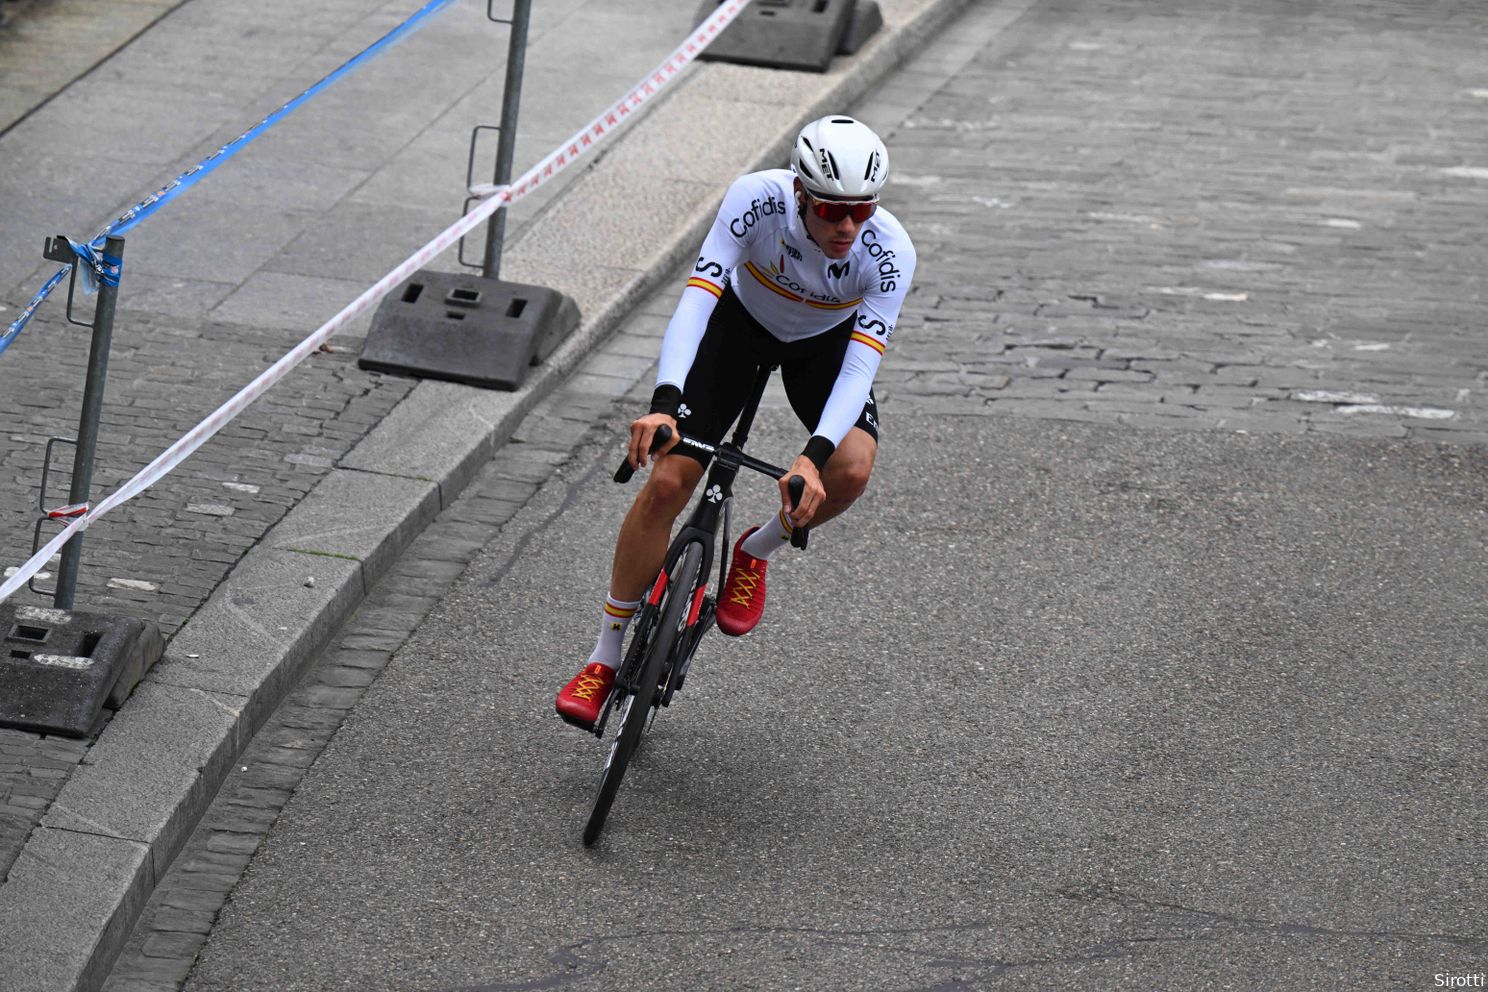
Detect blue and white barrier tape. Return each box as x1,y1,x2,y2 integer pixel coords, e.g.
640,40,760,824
68,239,123,295
0,0,454,358
0,0,754,606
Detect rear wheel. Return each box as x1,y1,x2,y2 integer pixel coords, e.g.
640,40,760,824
582,542,701,846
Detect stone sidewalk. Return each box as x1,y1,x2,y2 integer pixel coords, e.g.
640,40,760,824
0,0,975,989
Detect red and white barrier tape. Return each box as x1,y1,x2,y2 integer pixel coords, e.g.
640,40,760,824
0,0,751,605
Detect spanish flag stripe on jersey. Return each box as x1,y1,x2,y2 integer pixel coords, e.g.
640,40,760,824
850,331,886,355
744,261,803,302
685,277,723,298
746,261,864,311
807,296,863,311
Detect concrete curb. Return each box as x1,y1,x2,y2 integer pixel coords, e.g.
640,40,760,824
0,0,976,987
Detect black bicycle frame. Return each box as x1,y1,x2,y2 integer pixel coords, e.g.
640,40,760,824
599,364,805,730
666,364,784,592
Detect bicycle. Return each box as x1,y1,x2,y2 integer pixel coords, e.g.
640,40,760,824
582,364,808,847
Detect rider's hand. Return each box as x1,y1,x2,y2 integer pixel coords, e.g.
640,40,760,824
628,412,679,470
782,455,826,527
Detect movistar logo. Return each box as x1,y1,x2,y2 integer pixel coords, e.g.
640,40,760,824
828,261,851,279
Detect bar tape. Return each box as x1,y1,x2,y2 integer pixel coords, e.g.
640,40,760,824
0,0,456,358
0,0,753,605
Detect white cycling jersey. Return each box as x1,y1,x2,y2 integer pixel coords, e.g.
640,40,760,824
656,168,916,448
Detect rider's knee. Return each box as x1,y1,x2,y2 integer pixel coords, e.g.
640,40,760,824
825,452,874,506
638,459,699,516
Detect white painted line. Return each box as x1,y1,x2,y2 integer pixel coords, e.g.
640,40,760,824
1338,404,1457,420
34,654,94,670
107,578,160,592
1441,166,1488,180
1088,211,1161,224
1352,342,1391,351
16,606,70,624
1154,287,1251,300
1323,218,1362,229
1293,390,1379,405
5,568,52,581
1469,90,1488,99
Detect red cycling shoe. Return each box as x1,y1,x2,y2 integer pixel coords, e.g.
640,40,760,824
716,527,769,636
556,662,615,729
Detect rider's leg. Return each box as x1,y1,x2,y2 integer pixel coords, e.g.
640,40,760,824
561,453,706,726
808,426,877,527
609,453,706,604
737,426,876,557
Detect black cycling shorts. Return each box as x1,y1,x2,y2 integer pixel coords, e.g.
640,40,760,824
673,284,880,466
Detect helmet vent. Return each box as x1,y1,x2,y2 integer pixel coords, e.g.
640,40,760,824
825,151,840,179
832,117,854,124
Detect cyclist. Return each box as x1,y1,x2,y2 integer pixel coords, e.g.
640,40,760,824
557,115,916,729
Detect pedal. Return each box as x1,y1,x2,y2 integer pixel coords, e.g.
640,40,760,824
588,690,617,739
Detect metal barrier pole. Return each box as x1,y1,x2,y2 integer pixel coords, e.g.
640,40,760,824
55,234,125,610
480,0,532,280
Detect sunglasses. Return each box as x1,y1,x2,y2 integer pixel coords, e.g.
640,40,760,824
806,194,878,224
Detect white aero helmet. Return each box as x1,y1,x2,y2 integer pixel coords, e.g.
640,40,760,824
791,115,889,200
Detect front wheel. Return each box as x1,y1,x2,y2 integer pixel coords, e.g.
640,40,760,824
582,542,702,846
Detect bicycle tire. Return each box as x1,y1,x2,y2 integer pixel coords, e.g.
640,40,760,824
583,542,702,846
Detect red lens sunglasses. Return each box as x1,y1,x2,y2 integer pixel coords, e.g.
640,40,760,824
807,194,878,224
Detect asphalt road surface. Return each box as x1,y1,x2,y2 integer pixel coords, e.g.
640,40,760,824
176,410,1486,992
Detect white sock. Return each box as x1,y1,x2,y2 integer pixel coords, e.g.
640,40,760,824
588,594,641,669
740,507,794,561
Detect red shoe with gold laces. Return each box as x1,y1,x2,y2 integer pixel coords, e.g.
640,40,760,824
715,527,768,636
556,662,615,729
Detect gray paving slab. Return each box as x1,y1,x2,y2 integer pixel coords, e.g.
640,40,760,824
338,379,528,502
153,547,364,706
0,825,150,992
41,680,244,879
0,0,185,133
263,468,440,581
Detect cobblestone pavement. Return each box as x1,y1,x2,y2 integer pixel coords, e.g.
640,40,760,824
103,2,1487,987
876,0,1488,445
0,310,412,883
